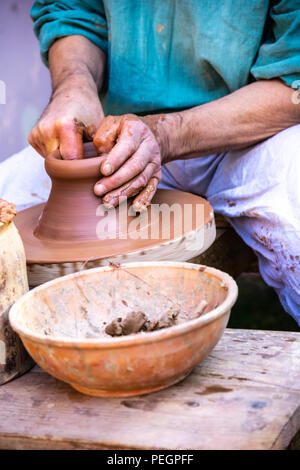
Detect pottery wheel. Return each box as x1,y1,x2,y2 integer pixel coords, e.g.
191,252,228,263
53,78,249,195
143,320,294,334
15,190,214,263
14,144,216,285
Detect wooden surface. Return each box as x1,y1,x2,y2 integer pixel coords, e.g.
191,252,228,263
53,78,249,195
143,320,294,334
0,328,299,450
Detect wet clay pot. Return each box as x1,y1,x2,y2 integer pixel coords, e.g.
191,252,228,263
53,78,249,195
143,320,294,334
0,199,34,385
9,262,238,397
15,143,216,286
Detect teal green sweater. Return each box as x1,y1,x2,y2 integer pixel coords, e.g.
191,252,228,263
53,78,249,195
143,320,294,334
31,0,300,115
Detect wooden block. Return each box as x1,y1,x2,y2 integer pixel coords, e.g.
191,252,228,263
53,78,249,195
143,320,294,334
0,221,34,385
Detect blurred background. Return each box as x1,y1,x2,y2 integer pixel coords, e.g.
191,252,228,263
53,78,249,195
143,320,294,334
0,1,298,331
0,0,51,162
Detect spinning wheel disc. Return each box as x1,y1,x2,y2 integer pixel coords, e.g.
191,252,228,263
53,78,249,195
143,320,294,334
15,189,215,264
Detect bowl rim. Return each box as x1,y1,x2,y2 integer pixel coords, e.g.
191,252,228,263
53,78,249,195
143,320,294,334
9,261,238,348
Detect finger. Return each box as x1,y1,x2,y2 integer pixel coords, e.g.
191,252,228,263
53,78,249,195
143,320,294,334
28,128,46,157
132,174,160,212
100,121,143,176
37,126,54,157
100,163,158,208
94,116,143,176
94,143,154,196
93,115,122,154
58,121,84,160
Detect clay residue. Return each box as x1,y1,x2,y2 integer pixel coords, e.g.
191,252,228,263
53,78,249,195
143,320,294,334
104,296,215,338
0,199,16,224
133,176,159,212
105,309,179,337
105,311,147,336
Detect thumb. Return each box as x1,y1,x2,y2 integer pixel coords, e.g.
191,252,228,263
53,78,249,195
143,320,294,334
93,115,122,154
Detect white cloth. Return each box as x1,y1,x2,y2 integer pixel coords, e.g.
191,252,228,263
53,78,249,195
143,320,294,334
1,126,300,324
0,146,51,211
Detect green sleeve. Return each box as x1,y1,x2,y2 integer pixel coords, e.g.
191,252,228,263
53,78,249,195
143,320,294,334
251,0,300,87
31,0,108,66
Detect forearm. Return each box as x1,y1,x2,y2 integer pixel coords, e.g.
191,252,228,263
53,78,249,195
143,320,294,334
49,35,106,96
144,79,300,162
29,35,106,159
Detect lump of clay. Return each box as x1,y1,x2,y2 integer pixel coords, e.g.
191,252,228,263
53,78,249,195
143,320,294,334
105,308,179,337
0,199,16,224
105,311,147,337
143,308,179,332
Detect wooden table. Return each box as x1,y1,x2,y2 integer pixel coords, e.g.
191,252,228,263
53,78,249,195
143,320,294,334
0,328,299,450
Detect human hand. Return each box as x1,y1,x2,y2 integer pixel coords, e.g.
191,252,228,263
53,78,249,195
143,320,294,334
93,114,165,211
28,79,104,160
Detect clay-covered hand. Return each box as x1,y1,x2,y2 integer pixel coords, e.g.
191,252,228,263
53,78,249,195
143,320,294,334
93,114,165,211
28,83,104,160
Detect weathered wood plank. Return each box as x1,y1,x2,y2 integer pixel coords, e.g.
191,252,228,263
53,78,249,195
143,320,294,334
0,329,299,450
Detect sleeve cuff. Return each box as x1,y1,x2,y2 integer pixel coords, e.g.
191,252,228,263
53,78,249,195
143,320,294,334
33,14,108,66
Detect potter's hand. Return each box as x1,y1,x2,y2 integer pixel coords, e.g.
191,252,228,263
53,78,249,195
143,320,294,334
28,84,104,160
93,114,166,211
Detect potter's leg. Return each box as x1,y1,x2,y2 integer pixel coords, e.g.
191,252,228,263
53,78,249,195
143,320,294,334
0,146,50,211
206,125,300,325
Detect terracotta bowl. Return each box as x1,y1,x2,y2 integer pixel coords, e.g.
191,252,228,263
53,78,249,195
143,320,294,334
9,262,238,397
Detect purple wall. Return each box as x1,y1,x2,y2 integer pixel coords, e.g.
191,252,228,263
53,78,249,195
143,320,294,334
0,0,51,161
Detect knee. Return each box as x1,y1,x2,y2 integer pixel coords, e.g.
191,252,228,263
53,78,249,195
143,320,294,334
252,222,300,308
249,223,300,323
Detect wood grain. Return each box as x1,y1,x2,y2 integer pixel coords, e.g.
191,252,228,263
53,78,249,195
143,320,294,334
0,328,299,450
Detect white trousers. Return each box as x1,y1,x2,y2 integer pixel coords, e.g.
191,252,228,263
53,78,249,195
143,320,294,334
1,125,300,324
160,125,300,325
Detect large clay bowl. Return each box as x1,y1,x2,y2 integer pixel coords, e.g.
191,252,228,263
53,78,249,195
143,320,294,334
9,262,238,397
